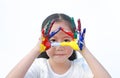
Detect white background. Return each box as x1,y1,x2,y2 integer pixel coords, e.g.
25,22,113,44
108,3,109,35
0,0,120,78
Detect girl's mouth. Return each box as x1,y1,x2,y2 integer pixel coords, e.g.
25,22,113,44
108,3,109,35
54,54,66,56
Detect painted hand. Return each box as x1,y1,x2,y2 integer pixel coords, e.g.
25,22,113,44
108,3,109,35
78,28,86,51
39,30,51,53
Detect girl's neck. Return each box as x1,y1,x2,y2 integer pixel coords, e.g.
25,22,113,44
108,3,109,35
48,59,71,75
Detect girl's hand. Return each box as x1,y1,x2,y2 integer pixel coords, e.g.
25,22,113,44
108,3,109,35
33,37,42,53
78,28,86,51
39,36,51,53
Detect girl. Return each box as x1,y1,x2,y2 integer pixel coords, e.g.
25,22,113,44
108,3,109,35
6,13,111,78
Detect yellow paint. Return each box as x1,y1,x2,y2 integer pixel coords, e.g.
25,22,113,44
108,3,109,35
60,40,79,50
40,44,46,53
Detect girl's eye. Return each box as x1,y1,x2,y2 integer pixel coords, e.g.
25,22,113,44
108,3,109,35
64,39,71,42
49,39,56,42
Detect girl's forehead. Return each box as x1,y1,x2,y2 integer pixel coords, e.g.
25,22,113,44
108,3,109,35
50,21,72,32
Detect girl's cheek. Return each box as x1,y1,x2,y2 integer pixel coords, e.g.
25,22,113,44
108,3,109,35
65,47,73,54
46,49,52,57
46,47,55,52
46,47,55,56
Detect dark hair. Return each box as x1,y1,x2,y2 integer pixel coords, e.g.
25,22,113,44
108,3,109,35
38,13,77,60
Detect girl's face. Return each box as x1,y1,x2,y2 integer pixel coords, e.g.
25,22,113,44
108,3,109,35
46,21,73,63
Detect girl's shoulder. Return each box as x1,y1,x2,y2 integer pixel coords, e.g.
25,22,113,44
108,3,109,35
73,58,90,69
73,58,86,65
73,58,94,77
25,58,48,78
29,58,48,71
34,58,48,66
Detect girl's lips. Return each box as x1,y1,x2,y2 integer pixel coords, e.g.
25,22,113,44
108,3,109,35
54,54,66,56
